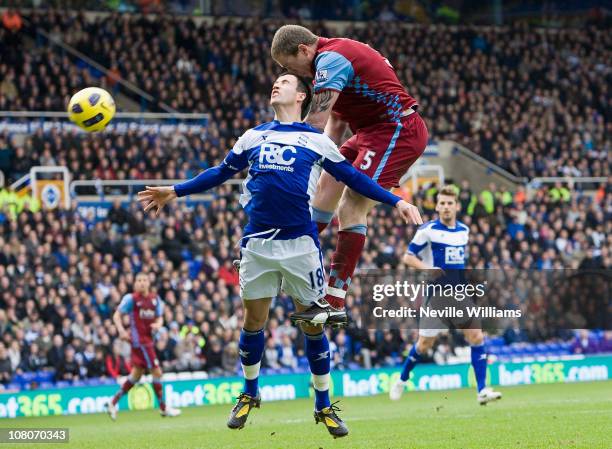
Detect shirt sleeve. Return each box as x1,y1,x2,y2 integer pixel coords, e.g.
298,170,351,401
118,294,133,313
174,131,252,197
315,134,345,163
313,51,354,93
322,159,400,206
407,226,429,256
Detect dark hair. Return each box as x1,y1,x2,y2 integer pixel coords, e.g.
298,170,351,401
278,70,312,120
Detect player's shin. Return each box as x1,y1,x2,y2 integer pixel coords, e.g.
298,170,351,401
400,344,422,381
152,377,165,411
239,328,265,397
305,331,331,410
470,344,487,392
312,207,334,234
111,374,136,405
325,225,367,310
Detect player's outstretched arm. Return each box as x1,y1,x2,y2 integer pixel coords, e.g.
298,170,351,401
403,253,431,270
137,162,243,216
322,159,423,225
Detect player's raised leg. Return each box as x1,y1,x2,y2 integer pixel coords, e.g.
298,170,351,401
296,304,348,438
227,298,270,429
106,367,142,420
291,189,374,325
390,334,435,401
464,328,502,405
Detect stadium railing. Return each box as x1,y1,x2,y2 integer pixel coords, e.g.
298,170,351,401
70,178,243,203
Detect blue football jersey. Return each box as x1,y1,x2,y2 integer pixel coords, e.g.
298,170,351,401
173,120,402,244
407,219,469,269
224,120,344,236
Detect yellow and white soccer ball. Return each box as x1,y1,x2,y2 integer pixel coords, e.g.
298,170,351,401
67,87,116,132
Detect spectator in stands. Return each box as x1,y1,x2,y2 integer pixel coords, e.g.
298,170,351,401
221,341,239,375
201,335,221,373
331,330,351,371
86,346,108,378
105,341,132,378
279,335,297,370
19,341,47,373
7,340,21,374
571,330,600,355
56,346,81,381
0,343,12,385
2,9,22,32
263,337,281,370
503,319,529,345
46,334,64,371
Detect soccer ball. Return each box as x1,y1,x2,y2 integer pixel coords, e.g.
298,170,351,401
67,87,116,132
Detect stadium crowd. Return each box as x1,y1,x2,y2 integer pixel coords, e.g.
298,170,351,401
0,11,610,388
0,138,610,386
0,12,609,179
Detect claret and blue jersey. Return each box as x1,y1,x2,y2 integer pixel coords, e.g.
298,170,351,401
173,120,400,244
407,219,469,269
313,37,418,130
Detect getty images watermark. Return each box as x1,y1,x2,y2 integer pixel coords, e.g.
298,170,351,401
354,269,610,331
371,279,521,319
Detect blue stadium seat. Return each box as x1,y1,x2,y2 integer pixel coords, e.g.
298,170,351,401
488,337,505,347
500,346,513,355
35,371,54,383
297,356,309,369
488,346,501,355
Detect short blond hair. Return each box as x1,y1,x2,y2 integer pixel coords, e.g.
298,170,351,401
271,25,318,59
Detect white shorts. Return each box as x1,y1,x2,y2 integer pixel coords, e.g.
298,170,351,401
239,235,325,306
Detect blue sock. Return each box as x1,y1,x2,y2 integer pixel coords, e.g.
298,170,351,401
305,332,331,411
471,344,487,392
239,328,265,397
400,344,422,381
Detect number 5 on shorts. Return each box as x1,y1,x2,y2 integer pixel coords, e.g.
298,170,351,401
360,150,376,170
309,268,324,289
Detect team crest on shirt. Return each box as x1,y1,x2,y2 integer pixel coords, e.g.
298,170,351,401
315,69,328,83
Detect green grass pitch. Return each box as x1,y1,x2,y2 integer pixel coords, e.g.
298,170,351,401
4,381,611,449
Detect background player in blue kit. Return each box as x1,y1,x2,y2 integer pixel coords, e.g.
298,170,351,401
389,186,502,405
138,72,422,438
